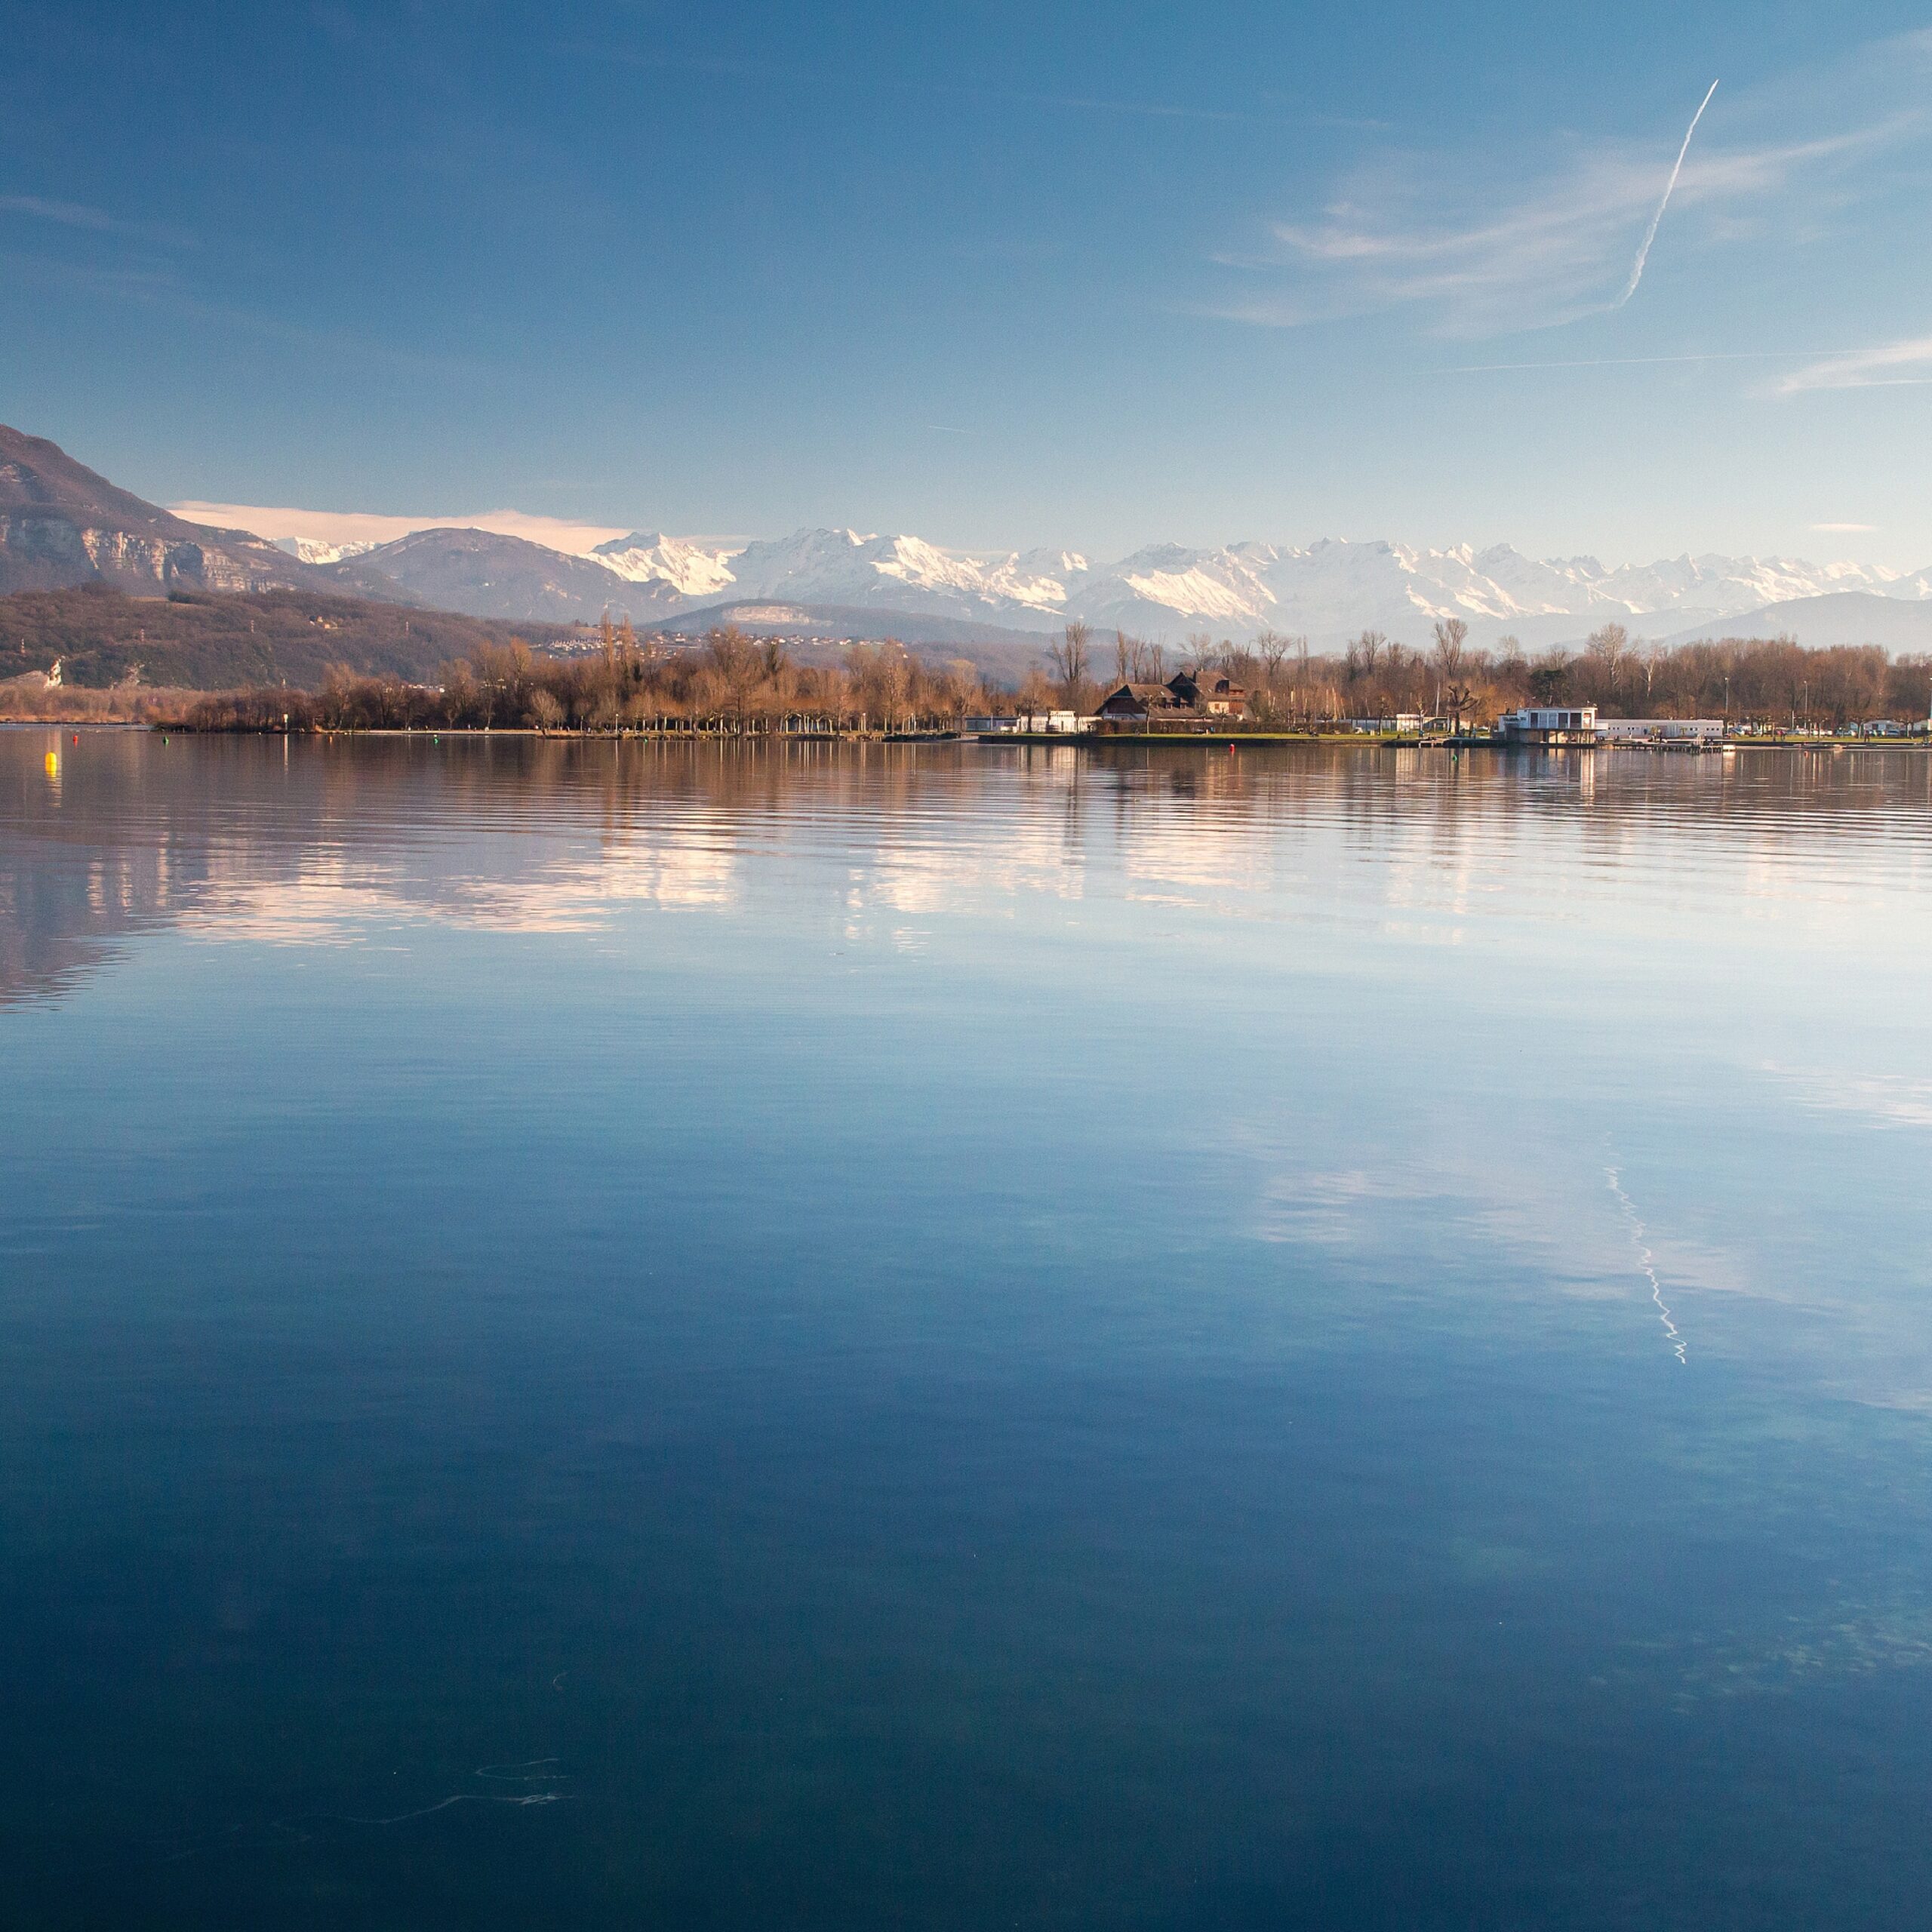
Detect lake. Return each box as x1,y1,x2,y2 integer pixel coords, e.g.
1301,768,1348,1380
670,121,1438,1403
5,728,1932,1929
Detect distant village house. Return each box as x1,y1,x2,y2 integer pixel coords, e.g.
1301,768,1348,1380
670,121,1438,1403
1095,669,1248,722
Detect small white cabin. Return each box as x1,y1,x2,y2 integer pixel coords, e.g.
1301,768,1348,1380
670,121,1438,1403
974,711,1088,735
1498,705,1598,746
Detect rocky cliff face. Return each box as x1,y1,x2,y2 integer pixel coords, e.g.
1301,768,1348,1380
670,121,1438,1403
0,515,297,594
0,426,361,598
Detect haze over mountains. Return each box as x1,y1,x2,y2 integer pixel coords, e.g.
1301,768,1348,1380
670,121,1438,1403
6,425,1932,654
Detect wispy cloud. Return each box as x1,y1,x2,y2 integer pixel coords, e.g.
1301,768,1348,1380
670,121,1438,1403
1209,33,1932,338
1777,336,1932,392
170,502,629,555
1,248,485,379
1214,125,1901,337
1439,349,1832,374
183,835,740,946
1813,521,1877,532
0,192,195,249
1761,1062,1932,1130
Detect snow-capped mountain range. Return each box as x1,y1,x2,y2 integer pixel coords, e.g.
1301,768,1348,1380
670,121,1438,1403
251,512,1932,646
5,410,1899,651
415,525,1932,647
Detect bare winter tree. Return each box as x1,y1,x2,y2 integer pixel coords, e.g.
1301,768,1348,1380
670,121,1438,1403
1048,620,1093,706
1639,639,1664,700
160,626,1932,737
1352,629,1388,681
1430,617,1469,685
1251,629,1291,718
941,658,981,727
1585,623,1630,700
1443,680,1478,732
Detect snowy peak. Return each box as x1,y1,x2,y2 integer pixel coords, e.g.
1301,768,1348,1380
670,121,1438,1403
1038,537,1932,645
275,536,383,565
713,528,1063,619
591,531,738,598
229,480,1932,643
982,549,1085,612
294,517,1932,643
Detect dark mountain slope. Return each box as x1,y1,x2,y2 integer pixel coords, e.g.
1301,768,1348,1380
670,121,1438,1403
0,583,577,691
345,527,653,621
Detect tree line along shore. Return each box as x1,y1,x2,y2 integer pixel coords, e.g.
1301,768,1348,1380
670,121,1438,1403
5,616,1930,738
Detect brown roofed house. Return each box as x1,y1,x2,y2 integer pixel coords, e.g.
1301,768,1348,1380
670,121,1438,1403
1094,681,1193,720
1165,668,1247,717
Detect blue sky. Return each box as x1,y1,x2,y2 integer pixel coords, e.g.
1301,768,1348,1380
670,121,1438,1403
4,1,1930,565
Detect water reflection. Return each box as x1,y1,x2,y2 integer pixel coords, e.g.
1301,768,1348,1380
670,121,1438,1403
10,728,1932,1924
7,731,1932,1006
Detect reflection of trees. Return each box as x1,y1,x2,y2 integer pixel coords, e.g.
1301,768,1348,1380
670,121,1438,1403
0,824,180,1005
5,734,1930,1006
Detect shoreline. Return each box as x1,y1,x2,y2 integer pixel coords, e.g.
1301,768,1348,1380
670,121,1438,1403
7,718,1925,753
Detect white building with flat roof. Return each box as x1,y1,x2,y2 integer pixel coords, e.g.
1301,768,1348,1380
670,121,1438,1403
971,711,1088,735
1498,706,1598,746
1600,717,1724,743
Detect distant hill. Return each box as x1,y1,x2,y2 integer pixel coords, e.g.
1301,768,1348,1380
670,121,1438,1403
0,583,577,691
337,526,660,623
1660,592,1932,652
0,424,411,601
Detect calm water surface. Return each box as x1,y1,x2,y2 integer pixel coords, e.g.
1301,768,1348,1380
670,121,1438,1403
5,729,1932,1929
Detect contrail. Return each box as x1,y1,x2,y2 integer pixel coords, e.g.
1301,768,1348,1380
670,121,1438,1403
1618,78,1718,306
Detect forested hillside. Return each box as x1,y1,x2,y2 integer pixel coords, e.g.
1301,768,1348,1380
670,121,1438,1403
0,584,577,690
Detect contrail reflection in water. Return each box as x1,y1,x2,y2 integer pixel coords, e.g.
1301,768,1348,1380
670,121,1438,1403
1605,1161,1687,1364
